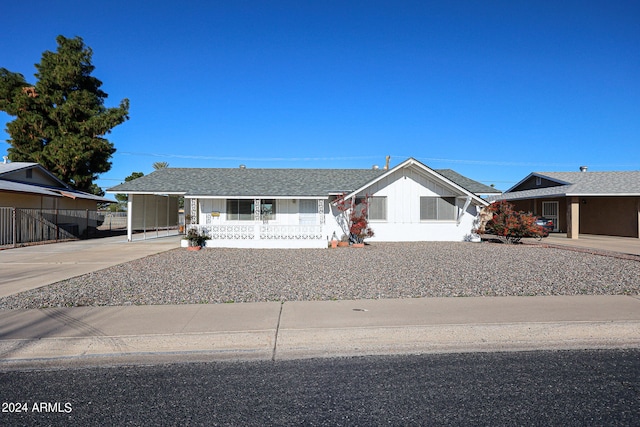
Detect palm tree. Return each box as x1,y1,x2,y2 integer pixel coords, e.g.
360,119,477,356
152,161,169,170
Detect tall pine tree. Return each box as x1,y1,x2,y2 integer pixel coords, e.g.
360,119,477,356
0,35,129,193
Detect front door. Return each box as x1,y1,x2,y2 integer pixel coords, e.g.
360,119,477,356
542,201,559,232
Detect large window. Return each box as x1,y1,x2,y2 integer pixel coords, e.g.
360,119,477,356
368,196,387,221
226,199,276,221
420,197,457,221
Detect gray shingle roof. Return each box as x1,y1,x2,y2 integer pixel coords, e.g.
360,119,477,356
108,168,387,197
491,171,640,201
435,169,500,194
108,165,496,198
536,171,640,194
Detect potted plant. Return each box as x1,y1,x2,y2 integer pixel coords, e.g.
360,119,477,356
184,228,207,250
337,234,350,247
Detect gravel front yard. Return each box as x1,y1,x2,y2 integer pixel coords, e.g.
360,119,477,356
1,242,639,309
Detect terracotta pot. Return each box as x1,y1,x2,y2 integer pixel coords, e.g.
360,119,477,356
352,243,364,248
331,240,337,248
337,241,349,247
186,246,201,251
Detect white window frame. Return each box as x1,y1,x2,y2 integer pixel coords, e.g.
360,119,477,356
420,196,458,221
368,196,387,221
226,199,276,221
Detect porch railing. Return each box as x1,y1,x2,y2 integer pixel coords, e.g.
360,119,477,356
260,224,323,240
187,224,323,240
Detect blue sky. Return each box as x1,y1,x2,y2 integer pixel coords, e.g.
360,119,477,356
1,1,639,193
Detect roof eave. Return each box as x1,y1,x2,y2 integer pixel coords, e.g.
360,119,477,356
106,190,186,195
186,194,330,199
342,158,489,206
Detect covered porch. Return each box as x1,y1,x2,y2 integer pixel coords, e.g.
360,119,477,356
183,196,333,248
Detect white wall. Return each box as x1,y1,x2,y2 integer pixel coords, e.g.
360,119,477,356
325,167,483,242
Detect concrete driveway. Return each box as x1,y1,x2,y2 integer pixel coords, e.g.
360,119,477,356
0,235,181,298
535,233,640,257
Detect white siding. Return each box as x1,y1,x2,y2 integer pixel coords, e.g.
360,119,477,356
326,167,483,242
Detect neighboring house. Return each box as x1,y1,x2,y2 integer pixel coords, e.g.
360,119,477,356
0,161,114,244
489,168,640,239
107,158,499,248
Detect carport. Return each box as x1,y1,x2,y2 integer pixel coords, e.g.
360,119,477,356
124,193,181,241
491,170,640,240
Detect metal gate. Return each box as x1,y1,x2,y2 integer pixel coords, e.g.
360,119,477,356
0,207,14,246
0,208,101,248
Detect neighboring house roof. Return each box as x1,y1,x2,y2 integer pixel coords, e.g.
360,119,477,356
0,180,62,197
108,158,497,202
0,162,68,187
0,162,114,203
489,171,640,201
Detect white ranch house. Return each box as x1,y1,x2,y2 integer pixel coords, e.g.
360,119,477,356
108,158,499,248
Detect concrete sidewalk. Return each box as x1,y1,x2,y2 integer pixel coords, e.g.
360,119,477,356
0,234,639,368
0,295,639,368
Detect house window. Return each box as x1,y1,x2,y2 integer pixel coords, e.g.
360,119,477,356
420,197,457,221
261,199,276,221
368,196,387,221
26,169,32,179
226,199,276,221
536,176,542,186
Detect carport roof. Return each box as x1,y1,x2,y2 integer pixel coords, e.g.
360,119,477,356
489,171,640,201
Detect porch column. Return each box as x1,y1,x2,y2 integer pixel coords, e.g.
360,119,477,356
317,199,325,224
127,194,133,242
567,197,580,239
190,198,197,225
254,199,261,221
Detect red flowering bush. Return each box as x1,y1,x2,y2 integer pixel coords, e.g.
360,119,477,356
476,200,545,244
334,194,374,244
348,206,374,243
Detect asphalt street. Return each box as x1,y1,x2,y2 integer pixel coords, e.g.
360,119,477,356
2,349,639,426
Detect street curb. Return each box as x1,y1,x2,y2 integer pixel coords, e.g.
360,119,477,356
1,320,639,369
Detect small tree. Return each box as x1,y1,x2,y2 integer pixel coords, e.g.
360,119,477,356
334,194,374,244
476,200,545,244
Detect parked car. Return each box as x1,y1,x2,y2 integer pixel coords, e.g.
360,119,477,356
535,217,554,235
